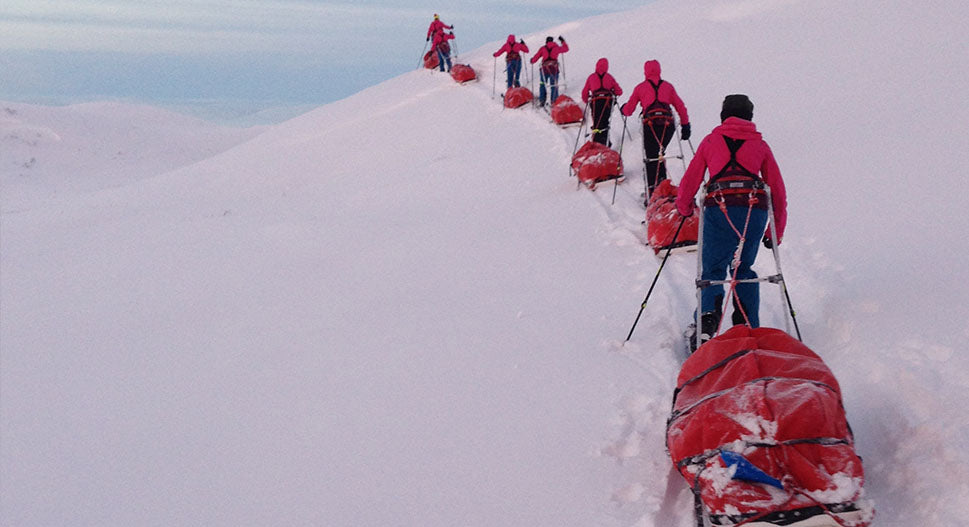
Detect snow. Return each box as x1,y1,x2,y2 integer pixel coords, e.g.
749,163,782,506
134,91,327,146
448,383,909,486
2,0,968,526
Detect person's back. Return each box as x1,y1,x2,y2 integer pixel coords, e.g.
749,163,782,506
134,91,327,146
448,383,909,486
530,36,569,105
494,35,528,89
621,59,690,194
675,94,787,343
582,58,623,145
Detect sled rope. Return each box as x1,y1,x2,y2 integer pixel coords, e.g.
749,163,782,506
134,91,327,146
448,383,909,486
710,190,759,332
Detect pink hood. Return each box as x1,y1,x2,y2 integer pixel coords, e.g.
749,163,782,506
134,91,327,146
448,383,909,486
644,60,661,83
595,58,609,75
507,34,516,44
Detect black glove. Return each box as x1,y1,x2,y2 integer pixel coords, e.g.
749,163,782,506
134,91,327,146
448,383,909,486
681,123,691,141
426,36,430,41
520,39,525,45
762,235,773,249
558,35,564,42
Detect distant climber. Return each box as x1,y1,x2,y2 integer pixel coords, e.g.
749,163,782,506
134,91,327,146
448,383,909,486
433,31,455,73
621,60,690,195
581,58,623,145
530,36,569,106
426,13,452,43
493,35,529,89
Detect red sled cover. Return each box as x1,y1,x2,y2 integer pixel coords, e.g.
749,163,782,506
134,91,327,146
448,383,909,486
423,50,439,70
451,64,476,83
571,141,622,188
551,95,583,124
504,87,534,109
645,179,698,253
667,326,874,527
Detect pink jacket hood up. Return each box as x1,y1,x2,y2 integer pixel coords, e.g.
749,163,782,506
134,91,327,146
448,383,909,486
493,35,528,58
621,60,689,124
581,58,623,102
674,117,788,242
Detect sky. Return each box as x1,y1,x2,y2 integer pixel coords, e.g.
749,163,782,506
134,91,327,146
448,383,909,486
0,0,648,122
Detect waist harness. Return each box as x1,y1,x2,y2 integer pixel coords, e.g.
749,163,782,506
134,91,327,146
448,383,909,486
704,137,767,209
642,80,673,125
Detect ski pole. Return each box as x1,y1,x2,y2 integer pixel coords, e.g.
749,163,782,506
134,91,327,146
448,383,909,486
763,185,802,341
625,215,688,341
418,41,429,69
674,121,687,171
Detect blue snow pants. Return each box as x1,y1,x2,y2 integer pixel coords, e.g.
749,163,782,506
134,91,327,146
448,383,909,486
436,48,452,72
506,59,522,88
700,205,768,327
538,70,559,104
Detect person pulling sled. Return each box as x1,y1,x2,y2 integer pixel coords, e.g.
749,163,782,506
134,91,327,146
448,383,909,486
581,58,623,146
621,60,690,197
432,31,455,72
675,94,788,349
426,13,452,43
493,35,529,89
530,36,569,106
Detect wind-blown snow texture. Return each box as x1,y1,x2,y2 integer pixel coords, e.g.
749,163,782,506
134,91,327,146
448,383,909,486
3,1,968,526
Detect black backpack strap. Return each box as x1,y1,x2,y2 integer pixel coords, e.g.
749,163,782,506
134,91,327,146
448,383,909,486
709,137,761,185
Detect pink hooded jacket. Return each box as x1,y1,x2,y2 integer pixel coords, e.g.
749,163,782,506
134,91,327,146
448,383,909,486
675,117,787,242
433,31,454,50
493,35,529,59
427,19,452,40
621,60,689,125
581,58,623,103
530,39,569,64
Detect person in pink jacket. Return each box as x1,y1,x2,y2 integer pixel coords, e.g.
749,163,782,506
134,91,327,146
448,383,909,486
674,94,787,345
426,14,452,42
432,31,455,72
621,59,690,195
530,36,569,106
581,58,623,145
493,35,529,89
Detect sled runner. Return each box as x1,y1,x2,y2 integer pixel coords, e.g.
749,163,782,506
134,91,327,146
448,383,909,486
504,87,534,109
645,179,698,254
570,141,623,190
667,325,874,527
451,64,476,84
550,95,583,126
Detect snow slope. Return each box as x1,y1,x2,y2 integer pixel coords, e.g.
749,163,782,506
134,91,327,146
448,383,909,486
2,0,968,526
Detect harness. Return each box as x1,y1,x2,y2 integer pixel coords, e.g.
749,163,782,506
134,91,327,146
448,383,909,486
590,73,614,100
704,137,767,209
540,44,559,76
641,80,673,125
506,43,520,62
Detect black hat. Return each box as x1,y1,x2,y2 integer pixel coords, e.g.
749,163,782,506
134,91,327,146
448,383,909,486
546,36,554,43
720,94,754,122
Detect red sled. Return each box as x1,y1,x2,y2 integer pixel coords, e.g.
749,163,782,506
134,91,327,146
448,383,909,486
667,326,875,527
645,179,698,254
450,64,476,83
423,50,439,70
551,95,583,125
570,141,623,190
504,87,534,109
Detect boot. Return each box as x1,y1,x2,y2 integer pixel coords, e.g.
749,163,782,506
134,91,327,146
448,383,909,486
699,311,721,343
